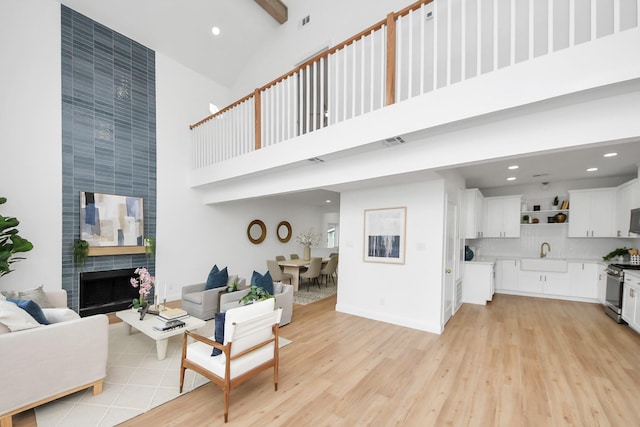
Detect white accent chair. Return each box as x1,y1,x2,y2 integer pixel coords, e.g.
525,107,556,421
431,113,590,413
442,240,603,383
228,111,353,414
179,299,283,423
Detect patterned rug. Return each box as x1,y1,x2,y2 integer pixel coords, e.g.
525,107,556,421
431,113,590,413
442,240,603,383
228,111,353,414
293,283,337,305
34,320,291,426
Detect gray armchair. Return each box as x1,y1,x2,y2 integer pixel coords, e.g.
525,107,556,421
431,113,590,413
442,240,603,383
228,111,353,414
219,284,293,326
181,276,246,320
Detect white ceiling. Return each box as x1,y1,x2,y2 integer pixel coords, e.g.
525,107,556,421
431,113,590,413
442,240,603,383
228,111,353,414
58,1,640,207
60,0,282,88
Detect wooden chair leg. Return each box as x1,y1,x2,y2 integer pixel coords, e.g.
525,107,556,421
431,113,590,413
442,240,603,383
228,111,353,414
224,386,230,423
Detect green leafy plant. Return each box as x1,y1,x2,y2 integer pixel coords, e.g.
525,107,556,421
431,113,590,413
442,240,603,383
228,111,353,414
227,279,240,293
240,285,274,305
603,247,630,261
73,239,89,269
144,237,155,259
0,197,34,276
553,196,559,206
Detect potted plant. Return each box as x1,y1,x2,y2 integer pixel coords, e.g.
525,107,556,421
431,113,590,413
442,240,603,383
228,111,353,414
130,267,155,308
295,229,321,260
522,214,530,224
0,197,34,276
553,196,559,209
144,237,155,259
240,285,274,305
73,239,89,269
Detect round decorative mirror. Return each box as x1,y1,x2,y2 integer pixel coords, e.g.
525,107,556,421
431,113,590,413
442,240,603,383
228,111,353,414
277,221,292,243
247,219,266,244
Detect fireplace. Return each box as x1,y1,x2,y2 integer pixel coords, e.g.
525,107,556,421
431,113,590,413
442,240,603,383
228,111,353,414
79,268,140,317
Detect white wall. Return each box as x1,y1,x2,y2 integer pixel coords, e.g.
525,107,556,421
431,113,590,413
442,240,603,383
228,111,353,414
0,0,62,290
229,0,418,99
337,179,446,333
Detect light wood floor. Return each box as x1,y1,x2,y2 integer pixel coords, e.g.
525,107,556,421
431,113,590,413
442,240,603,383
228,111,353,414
14,294,640,426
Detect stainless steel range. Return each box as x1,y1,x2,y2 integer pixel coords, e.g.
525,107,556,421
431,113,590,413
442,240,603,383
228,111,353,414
605,263,640,323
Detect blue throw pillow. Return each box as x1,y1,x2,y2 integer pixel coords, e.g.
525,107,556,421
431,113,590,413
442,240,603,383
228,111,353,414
205,265,228,290
251,270,274,295
7,298,50,325
211,312,226,356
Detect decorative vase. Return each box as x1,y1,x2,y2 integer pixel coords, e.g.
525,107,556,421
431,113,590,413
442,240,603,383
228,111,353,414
303,245,311,260
464,245,474,261
554,212,567,223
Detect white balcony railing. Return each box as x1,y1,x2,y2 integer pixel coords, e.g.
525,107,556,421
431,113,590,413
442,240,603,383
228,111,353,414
190,0,639,170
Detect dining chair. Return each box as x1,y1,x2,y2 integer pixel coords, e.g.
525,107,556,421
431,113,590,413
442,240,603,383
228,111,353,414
320,255,338,285
267,259,292,285
299,257,322,290
275,255,285,261
289,254,299,260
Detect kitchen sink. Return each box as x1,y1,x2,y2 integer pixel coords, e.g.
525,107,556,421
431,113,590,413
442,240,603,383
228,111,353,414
520,258,568,273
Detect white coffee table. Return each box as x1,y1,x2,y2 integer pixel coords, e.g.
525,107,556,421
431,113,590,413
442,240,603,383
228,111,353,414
115,309,206,360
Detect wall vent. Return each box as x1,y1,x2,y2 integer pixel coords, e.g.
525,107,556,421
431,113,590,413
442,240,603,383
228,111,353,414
381,136,406,147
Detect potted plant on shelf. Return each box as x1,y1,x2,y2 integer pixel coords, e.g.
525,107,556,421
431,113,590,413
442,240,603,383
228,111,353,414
0,196,34,276
553,196,559,209
73,239,89,269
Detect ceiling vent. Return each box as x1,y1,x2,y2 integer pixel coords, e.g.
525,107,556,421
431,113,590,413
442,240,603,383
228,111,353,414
381,136,406,147
307,157,324,163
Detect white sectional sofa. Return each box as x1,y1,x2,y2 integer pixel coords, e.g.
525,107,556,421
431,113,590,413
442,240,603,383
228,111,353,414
0,289,108,427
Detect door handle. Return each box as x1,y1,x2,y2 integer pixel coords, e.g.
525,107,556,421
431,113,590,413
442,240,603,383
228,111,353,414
445,269,451,274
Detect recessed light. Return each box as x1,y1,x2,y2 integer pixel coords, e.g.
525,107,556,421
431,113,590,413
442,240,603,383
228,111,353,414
507,177,517,181
211,26,221,36
586,167,598,172
508,165,519,170
325,200,331,203
603,152,618,157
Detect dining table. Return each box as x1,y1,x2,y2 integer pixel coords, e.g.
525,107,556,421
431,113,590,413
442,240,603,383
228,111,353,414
278,258,329,292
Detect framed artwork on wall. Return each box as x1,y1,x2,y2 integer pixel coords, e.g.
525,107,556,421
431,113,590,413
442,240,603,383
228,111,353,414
363,206,406,264
80,191,146,255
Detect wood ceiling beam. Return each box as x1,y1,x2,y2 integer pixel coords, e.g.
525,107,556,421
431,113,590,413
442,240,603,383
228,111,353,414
254,0,288,24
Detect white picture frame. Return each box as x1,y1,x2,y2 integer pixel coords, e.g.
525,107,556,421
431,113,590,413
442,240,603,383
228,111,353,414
363,207,406,264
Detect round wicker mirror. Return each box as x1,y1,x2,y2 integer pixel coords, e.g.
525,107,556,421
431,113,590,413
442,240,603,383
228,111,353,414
247,219,266,244
277,221,292,243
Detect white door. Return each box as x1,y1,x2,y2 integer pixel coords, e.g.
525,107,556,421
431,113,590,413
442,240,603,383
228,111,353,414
442,200,456,326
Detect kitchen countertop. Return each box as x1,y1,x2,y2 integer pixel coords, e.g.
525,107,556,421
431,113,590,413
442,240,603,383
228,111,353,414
465,256,607,266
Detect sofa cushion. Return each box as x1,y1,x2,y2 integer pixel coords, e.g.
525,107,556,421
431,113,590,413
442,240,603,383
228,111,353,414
7,298,50,325
0,300,41,331
1,285,53,308
42,308,81,323
205,266,228,290
182,291,203,304
0,321,10,334
211,312,226,356
251,271,273,295
273,281,283,295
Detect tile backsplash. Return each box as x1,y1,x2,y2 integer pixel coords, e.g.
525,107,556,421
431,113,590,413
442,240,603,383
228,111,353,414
468,225,639,260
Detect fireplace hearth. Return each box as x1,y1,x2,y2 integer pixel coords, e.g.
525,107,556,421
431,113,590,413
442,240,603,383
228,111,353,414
79,268,140,317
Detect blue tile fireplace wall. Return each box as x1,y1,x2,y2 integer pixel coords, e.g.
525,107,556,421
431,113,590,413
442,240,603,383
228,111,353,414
61,5,157,312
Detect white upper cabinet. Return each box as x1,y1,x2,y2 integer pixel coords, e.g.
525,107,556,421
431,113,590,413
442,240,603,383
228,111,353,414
568,188,616,237
483,196,522,238
615,179,640,238
465,188,485,239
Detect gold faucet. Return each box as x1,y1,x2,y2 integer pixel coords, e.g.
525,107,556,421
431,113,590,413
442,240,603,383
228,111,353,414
540,242,551,258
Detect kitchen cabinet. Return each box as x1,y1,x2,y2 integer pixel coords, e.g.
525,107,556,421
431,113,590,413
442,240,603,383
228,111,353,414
495,259,519,291
483,195,522,238
568,188,615,237
622,272,640,334
463,262,494,305
465,188,485,239
615,179,640,238
518,270,569,295
568,262,599,299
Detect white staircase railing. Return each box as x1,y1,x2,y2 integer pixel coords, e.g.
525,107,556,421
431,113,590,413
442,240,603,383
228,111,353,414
190,0,639,170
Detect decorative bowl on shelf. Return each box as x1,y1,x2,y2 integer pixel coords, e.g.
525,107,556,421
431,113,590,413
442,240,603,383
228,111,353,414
554,212,567,223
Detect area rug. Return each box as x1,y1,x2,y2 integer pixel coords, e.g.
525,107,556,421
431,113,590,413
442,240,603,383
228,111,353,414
34,320,291,427
293,283,337,305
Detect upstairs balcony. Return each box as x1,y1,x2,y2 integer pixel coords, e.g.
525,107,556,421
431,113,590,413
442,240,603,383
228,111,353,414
189,0,640,199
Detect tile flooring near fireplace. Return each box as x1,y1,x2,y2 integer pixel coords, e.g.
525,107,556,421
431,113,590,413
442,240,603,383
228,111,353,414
34,321,211,426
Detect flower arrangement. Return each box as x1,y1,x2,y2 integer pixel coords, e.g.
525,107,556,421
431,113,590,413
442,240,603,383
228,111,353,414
130,267,155,308
295,229,321,247
240,285,274,305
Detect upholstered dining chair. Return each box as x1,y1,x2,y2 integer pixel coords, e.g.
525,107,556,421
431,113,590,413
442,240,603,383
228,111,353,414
267,259,292,285
275,255,286,262
289,254,299,260
299,257,322,290
179,299,283,423
319,254,338,285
